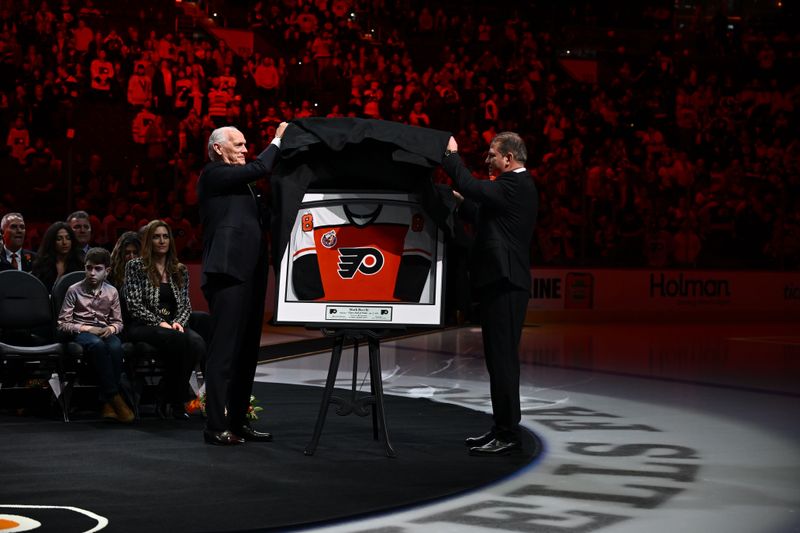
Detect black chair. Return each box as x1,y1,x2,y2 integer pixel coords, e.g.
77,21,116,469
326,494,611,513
51,271,102,409
122,305,210,419
120,313,163,419
53,274,161,419
51,271,87,351
0,271,77,421
50,271,87,318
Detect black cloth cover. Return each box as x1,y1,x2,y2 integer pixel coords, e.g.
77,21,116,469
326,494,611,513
270,118,456,270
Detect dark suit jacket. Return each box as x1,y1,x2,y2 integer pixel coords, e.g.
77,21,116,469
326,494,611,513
0,247,36,273
442,155,538,292
197,143,279,288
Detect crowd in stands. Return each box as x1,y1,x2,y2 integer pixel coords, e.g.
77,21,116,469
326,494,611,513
0,0,798,269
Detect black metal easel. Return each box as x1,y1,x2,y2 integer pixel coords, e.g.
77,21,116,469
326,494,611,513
304,328,397,458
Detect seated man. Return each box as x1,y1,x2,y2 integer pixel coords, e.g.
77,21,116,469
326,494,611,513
0,212,36,272
57,247,134,423
67,210,94,255
0,238,10,271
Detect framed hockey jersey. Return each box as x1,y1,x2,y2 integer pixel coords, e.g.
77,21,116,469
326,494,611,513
274,191,446,327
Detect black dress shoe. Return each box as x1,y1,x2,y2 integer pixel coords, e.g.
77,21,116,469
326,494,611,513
464,430,495,447
203,430,244,446
469,438,521,456
232,423,273,442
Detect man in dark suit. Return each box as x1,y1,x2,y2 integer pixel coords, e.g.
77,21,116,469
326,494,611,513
1,213,36,272
198,122,288,446
441,132,538,456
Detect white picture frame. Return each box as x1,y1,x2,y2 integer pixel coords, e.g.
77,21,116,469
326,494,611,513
274,191,446,328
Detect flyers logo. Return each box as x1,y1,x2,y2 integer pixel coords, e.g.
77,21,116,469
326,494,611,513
0,505,108,532
338,247,384,279
302,213,313,232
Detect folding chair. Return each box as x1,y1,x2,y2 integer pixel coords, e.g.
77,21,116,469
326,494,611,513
0,271,77,421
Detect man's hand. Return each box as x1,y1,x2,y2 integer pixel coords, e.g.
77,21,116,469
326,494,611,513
447,136,458,152
98,326,114,339
172,323,185,333
275,121,289,138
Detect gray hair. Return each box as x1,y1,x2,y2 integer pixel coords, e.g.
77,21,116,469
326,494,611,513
1,212,24,232
207,126,238,161
66,210,90,223
491,131,528,164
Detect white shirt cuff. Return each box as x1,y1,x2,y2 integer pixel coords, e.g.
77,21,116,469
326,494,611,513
271,137,282,148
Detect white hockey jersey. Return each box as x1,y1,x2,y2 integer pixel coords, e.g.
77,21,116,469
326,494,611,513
289,203,435,302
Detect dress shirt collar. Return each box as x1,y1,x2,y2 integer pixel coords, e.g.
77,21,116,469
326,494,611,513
78,279,108,297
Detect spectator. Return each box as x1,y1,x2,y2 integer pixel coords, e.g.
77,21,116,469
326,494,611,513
152,59,174,113
123,220,205,420
31,221,85,292
207,77,231,126
173,69,193,117
6,115,30,165
408,101,430,127
127,62,152,108
254,57,279,105
0,213,36,272
296,6,318,35
57,247,132,423
67,210,94,254
72,19,94,54
89,49,114,98
108,231,141,289
132,101,157,145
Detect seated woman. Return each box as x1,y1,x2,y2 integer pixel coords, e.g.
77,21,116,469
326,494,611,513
31,222,85,292
108,231,141,289
123,220,206,419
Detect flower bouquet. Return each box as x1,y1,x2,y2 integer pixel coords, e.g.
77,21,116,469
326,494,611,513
187,393,263,420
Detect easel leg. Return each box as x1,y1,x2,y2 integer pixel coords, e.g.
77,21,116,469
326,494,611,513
351,340,359,406
304,335,344,456
370,371,378,441
369,337,396,458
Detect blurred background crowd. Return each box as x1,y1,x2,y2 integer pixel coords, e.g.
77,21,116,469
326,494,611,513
0,0,797,269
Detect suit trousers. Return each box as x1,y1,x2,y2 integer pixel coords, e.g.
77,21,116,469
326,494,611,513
478,280,529,440
202,263,267,432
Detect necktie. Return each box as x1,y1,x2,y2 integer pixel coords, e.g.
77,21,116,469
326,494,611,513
10,253,19,269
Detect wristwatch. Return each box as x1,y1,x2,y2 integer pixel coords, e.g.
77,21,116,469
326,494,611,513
444,149,458,157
